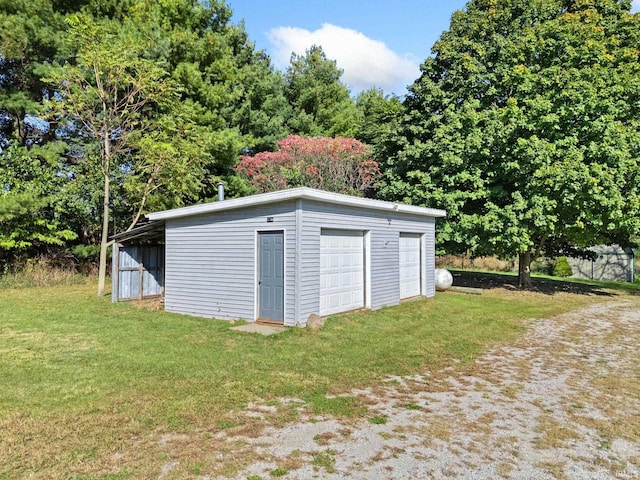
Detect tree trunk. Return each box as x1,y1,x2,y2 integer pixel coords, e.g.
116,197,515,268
518,251,532,289
13,110,26,146
97,129,111,296
97,171,110,296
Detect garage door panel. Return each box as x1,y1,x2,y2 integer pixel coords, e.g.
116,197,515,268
400,233,421,299
320,230,365,316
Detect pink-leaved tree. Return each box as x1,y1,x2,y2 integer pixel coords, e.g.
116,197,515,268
235,135,379,196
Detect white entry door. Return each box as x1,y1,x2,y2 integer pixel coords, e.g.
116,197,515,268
320,230,365,316
399,233,421,299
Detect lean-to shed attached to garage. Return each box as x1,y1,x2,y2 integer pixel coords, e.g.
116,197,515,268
111,221,165,302
112,187,446,326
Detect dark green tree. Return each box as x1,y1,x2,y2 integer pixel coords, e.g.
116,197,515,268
110,0,292,192
0,144,77,263
382,0,640,287
354,87,404,157
42,13,184,295
1,0,296,276
0,0,71,147
284,45,359,137
220,23,292,154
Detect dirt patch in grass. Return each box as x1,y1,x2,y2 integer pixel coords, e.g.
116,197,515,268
129,296,164,311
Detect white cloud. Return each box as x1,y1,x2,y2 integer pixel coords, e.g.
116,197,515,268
267,23,420,95
632,0,640,12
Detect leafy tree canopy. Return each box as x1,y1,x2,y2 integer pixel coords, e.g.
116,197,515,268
0,0,390,276
235,135,379,196
284,46,359,137
354,87,404,159
0,144,77,261
0,0,294,270
381,0,640,286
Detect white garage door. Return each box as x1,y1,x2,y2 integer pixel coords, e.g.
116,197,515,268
320,230,365,316
399,233,421,299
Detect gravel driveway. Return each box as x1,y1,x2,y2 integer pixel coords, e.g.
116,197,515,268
226,300,640,480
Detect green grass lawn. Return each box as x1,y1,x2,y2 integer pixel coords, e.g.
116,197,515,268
0,278,633,478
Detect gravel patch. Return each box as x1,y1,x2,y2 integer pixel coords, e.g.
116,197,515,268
226,300,640,479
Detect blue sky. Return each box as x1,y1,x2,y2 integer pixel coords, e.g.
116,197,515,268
228,0,468,95
228,0,640,96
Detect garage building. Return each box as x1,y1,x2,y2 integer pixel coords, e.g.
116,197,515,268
112,187,446,327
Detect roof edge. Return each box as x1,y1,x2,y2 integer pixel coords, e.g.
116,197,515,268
146,187,446,221
110,220,165,243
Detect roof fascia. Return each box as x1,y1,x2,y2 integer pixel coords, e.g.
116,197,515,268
146,187,446,221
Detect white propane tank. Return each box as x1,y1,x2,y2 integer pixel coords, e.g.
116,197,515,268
435,268,453,290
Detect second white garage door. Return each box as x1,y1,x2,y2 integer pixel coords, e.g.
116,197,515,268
320,230,365,316
399,233,421,299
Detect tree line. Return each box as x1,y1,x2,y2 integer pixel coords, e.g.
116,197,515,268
1,0,638,289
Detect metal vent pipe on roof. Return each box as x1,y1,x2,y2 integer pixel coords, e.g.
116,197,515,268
218,182,224,201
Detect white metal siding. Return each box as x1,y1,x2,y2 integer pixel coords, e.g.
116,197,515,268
319,230,364,316
399,233,421,298
164,202,297,324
